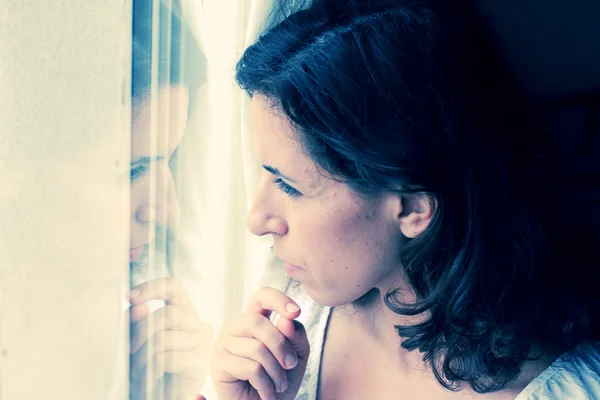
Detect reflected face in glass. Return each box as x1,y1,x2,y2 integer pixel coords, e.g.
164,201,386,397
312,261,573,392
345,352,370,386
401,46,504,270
247,94,405,307
129,85,189,262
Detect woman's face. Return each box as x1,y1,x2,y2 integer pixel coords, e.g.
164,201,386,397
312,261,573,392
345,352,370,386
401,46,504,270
247,95,408,307
129,85,189,262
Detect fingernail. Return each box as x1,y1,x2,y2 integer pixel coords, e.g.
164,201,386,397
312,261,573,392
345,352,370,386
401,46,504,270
284,353,297,369
278,380,288,393
286,303,299,312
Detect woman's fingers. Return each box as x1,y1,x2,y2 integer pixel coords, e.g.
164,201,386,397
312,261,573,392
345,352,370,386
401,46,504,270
129,277,195,310
228,313,298,371
275,318,310,362
130,303,150,323
130,305,209,353
127,278,213,398
132,346,210,385
213,312,300,396
222,336,289,394
131,331,199,376
273,319,310,396
246,286,301,321
211,287,308,400
131,329,212,376
213,345,278,400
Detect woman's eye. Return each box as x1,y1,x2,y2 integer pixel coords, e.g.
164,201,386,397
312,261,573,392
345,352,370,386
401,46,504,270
273,178,302,197
130,165,148,181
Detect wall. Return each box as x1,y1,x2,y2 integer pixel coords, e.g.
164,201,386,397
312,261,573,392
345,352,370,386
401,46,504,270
0,1,131,399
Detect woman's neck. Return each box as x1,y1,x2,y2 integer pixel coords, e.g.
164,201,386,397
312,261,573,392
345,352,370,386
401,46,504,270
347,269,428,339
335,284,563,397
335,286,432,372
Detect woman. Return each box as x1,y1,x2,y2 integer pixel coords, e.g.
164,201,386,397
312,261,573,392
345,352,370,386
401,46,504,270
211,0,600,399
126,0,212,398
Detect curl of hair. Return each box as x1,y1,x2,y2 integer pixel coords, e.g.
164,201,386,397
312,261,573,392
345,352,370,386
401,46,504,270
236,0,600,393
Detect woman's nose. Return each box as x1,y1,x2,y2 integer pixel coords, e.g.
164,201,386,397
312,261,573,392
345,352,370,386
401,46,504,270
246,188,288,237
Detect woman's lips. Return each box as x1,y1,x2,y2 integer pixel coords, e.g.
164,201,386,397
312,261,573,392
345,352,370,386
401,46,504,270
284,261,303,276
274,248,304,276
130,246,144,262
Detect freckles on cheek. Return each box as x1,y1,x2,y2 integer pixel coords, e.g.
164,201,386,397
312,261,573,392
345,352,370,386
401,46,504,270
336,210,376,246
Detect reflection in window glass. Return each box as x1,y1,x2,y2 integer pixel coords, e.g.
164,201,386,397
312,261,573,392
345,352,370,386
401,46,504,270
128,0,208,399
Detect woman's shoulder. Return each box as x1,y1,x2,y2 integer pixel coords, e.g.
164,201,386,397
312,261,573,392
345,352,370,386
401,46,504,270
516,340,600,399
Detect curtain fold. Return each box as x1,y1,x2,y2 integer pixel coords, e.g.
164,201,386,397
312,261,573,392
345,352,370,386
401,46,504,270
168,0,282,396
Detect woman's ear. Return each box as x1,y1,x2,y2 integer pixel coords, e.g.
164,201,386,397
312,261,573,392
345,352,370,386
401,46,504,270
396,194,435,238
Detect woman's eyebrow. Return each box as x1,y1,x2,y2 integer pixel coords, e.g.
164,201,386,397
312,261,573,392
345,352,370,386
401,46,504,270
131,155,165,167
263,164,296,183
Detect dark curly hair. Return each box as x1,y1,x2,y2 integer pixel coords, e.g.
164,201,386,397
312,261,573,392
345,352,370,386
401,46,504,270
236,0,600,394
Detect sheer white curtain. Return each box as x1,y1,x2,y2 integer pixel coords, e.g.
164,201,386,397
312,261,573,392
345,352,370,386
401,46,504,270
170,0,286,396
171,0,281,325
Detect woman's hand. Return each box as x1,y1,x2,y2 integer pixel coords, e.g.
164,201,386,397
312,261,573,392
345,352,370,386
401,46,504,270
211,286,310,400
128,277,214,398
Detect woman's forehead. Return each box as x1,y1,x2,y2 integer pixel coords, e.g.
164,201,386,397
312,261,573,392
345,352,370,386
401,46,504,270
250,95,327,188
250,97,300,160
